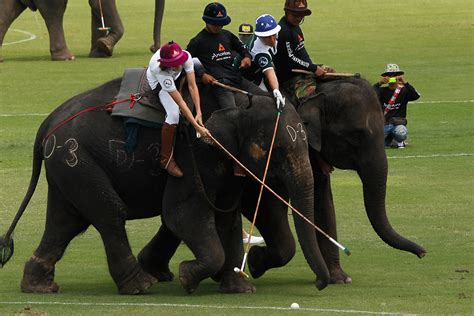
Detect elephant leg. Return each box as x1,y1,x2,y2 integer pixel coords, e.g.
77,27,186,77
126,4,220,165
21,185,89,293
163,187,225,294
89,0,124,57
0,0,27,62
214,209,255,294
35,0,74,60
137,220,180,282
149,0,164,53
312,152,352,284
243,187,296,279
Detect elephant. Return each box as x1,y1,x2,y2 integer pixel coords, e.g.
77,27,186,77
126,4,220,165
0,0,165,61
242,77,427,283
146,77,427,286
0,76,331,294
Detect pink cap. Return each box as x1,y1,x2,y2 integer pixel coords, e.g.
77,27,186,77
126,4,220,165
159,41,188,68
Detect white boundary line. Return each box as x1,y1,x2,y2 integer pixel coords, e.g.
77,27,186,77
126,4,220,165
387,153,473,159
0,301,417,315
3,28,37,46
413,100,473,104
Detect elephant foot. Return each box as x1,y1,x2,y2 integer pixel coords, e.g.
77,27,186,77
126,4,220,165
247,246,267,279
219,271,256,294
51,49,75,61
149,44,158,53
94,37,114,57
118,268,158,295
137,252,174,282
329,268,352,284
179,260,200,294
21,256,60,293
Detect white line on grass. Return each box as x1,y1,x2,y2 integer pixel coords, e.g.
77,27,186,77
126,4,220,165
413,100,473,104
387,153,473,159
3,29,37,46
0,301,416,315
0,99,472,118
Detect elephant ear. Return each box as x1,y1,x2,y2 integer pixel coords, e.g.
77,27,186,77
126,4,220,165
298,93,325,152
205,108,241,155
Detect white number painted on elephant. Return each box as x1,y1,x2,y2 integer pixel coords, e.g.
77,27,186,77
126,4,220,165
43,134,57,159
286,123,307,142
64,138,79,167
109,140,135,168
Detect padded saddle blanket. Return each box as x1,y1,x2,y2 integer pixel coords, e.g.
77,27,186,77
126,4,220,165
111,68,166,125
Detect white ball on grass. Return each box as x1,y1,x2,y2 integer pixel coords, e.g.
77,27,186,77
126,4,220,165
291,302,300,309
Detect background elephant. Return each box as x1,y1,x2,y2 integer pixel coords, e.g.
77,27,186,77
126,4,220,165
0,0,164,61
0,77,330,294
240,77,427,284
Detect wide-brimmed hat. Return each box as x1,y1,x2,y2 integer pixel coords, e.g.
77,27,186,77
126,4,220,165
238,23,254,35
159,41,187,68
284,0,312,17
381,63,405,76
255,14,281,37
202,2,231,26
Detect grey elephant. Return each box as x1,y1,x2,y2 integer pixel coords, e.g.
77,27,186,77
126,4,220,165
145,77,427,286
0,78,331,294
0,0,164,61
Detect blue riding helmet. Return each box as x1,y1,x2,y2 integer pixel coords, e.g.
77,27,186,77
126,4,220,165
202,2,231,26
254,14,281,37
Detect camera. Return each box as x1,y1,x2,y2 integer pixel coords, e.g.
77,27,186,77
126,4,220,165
388,77,397,83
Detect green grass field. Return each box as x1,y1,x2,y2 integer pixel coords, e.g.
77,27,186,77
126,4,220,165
0,0,473,315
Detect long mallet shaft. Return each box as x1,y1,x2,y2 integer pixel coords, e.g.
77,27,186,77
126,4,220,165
236,111,281,277
212,80,253,96
208,134,351,256
292,68,359,78
97,0,111,32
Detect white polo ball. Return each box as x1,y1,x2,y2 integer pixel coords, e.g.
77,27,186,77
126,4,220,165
291,302,300,310
233,267,240,273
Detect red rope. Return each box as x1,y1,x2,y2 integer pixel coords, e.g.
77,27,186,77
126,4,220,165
42,96,134,144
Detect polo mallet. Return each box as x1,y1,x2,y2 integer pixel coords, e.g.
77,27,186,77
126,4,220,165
234,110,281,278
292,68,360,78
212,80,253,97
97,0,111,34
207,135,351,258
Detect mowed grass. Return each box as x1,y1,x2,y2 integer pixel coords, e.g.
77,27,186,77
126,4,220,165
0,0,473,315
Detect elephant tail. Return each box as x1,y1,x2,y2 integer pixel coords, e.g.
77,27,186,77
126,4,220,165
0,134,43,268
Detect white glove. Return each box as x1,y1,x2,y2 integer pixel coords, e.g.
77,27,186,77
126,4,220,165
273,89,285,112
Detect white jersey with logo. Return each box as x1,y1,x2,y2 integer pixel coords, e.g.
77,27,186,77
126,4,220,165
146,49,194,91
248,36,277,73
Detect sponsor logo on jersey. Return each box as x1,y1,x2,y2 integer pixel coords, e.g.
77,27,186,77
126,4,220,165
218,43,226,52
297,34,304,42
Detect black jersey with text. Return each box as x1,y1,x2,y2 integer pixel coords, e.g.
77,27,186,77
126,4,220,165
187,28,249,85
274,16,318,83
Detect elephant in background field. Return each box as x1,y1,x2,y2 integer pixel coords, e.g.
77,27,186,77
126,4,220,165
0,0,165,61
0,77,331,294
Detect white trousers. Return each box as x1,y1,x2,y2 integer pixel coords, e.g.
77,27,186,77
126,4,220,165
159,89,180,124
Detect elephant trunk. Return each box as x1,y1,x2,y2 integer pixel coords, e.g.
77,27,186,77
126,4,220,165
286,158,330,290
358,154,426,258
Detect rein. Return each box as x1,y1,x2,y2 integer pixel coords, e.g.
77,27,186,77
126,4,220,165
42,95,140,144
184,128,243,213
